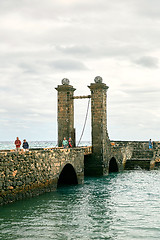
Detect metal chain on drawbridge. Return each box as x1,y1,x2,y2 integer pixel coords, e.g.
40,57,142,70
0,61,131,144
77,97,91,146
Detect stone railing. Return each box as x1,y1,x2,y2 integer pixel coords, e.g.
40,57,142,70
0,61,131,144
110,140,160,151
81,146,92,155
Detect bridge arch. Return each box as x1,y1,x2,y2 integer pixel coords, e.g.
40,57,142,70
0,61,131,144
57,163,78,186
109,157,119,173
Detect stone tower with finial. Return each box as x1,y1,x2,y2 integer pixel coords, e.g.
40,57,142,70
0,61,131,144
55,78,76,147
56,76,111,175
88,76,111,175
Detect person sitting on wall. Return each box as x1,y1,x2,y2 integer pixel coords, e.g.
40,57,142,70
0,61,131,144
149,139,152,150
68,137,72,148
22,139,29,151
15,137,21,151
62,137,68,149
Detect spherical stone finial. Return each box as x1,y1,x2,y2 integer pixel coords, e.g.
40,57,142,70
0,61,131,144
62,78,70,85
94,76,103,83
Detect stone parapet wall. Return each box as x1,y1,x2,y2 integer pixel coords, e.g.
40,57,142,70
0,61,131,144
111,140,160,150
0,148,84,206
110,140,160,170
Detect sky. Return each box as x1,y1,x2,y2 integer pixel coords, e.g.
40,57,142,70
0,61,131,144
0,0,160,142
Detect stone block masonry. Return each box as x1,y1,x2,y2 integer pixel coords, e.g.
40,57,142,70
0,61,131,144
55,79,76,147
0,148,84,206
110,140,160,170
88,77,111,176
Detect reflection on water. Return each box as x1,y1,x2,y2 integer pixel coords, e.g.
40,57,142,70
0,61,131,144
1,171,160,240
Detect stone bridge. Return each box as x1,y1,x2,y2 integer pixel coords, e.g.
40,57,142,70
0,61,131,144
1,142,160,206
1,76,160,206
111,140,160,170
55,77,160,176
0,144,132,206
0,148,85,206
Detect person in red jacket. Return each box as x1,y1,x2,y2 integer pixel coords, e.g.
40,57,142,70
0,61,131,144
68,137,72,148
15,137,21,151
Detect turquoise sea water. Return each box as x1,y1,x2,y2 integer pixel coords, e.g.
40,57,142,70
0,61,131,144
1,171,160,240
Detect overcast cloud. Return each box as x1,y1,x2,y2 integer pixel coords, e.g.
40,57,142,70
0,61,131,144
0,0,160,142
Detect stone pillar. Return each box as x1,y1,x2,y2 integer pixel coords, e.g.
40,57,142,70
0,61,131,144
88,76,111,175
55,78,76,147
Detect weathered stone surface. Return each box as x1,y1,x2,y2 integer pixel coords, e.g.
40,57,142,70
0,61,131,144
110,140,160,170
87,79,111,176
55,84,76,147
0,148,84,206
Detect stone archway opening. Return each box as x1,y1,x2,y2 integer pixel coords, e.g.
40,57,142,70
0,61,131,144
57,163,78,187
109,157,118,173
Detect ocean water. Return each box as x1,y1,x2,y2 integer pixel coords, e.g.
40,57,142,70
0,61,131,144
0,141,91,150
1,171,160,240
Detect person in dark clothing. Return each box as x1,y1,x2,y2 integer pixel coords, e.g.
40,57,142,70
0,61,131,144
22,139,29,151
